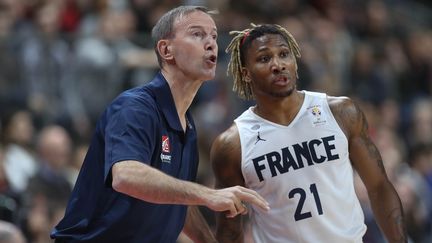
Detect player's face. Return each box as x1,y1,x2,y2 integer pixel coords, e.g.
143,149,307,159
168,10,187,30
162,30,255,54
169,11,218,81
243,34,297,98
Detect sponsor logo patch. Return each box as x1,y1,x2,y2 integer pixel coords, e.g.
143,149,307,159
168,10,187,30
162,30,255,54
162,135,170,153
161,135,171,163
307,105,326,126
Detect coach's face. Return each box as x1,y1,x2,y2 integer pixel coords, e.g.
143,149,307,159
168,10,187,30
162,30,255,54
243,34,297,99
169,11,218,82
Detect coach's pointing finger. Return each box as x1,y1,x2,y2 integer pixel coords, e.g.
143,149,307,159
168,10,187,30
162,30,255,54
235,186,270,212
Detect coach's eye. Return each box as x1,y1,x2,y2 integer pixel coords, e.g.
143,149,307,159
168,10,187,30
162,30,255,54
193,32,204,38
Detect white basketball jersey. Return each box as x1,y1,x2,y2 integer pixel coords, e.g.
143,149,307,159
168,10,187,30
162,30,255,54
235,91,366,243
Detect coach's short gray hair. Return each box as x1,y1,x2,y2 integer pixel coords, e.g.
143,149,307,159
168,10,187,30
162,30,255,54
151,6,214,68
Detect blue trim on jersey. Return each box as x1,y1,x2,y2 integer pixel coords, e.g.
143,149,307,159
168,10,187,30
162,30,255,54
51,72,199,242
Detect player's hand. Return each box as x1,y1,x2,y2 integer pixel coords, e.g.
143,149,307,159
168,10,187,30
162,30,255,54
205,186,270,218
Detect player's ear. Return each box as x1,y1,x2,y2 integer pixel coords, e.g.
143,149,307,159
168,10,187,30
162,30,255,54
242,67,251,83
156,39,174,62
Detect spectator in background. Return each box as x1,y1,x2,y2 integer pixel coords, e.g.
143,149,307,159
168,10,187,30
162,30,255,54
22,125,73,243
0,145,7,193
398,31,432,103
409,143,432,192
0,220,25,243
72,6,158,129
408,142,432,243
0,2,25,109
19,2,75,129
407,99,432,149
28,125,73,199
394,169,432,243
349,43,391,105
0,109,36,229
0,144,18,225
1,110,37,195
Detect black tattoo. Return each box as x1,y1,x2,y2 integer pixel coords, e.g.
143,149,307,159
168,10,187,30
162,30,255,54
388,208,407,242
349,102,386,174
354,103,387,175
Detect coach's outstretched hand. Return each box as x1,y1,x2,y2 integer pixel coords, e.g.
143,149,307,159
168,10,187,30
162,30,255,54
205,186,270,218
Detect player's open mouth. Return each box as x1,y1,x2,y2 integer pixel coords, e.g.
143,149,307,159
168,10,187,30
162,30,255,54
273,75,289,85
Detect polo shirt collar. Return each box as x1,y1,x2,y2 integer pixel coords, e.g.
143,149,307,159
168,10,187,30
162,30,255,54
150,72,189,132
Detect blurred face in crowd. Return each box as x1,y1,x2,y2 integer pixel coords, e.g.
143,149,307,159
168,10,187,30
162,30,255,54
166,10,218,81
38,126,71,171
243,34,297,99
5,111,34,146
36,3,61,35
0,220,26,243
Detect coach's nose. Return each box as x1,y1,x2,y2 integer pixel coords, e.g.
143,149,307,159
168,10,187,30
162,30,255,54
205,35,217,53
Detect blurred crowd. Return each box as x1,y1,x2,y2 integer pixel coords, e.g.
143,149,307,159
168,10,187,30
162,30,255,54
0,0,430,242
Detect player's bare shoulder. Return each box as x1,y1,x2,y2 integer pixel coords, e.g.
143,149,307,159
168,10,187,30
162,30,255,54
210,124,243,187
327,96,366,138
210,124,241,165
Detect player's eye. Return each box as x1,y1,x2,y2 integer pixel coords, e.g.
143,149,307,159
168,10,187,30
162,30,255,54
258,56,270,63
280,51,290,58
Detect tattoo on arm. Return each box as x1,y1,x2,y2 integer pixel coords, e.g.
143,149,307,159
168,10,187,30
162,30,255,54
332,99,407,242
354,102,387,175
365,140,386,175
389,207,407,242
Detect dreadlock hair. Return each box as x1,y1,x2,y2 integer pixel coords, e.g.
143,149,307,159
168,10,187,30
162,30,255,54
226,24,301,100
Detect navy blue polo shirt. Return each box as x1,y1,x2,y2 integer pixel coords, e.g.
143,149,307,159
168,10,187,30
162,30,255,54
51,72,199,242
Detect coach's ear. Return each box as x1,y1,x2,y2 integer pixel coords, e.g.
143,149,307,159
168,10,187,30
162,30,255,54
157,39,174,63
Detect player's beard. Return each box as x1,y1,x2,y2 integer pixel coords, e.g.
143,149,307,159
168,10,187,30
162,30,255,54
267,84,295,98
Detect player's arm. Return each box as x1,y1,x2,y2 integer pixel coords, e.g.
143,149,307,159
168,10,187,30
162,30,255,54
112,160,268,215
182,205,217,243
211,124,248,243
329,97,407,243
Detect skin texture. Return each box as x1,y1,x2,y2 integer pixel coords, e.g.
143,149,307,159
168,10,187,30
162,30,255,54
111,11,269,243
212,33,406,243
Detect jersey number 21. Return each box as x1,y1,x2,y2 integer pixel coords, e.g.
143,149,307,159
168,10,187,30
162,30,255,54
288,183,323,221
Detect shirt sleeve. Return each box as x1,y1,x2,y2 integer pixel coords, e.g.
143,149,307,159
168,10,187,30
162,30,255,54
104,102,158,182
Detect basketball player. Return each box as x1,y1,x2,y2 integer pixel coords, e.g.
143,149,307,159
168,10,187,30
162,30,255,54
211,24,407,242
51,7,269,243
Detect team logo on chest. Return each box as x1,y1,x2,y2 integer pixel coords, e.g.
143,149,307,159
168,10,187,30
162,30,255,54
251,124,266,145
160,135,172,163
307,105,327,127
255,132,266,145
